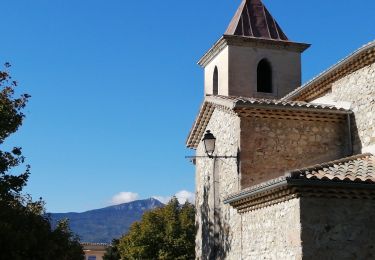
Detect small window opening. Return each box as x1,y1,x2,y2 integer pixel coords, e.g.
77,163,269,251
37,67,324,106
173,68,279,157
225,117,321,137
257,59,272,93
213,66,218,95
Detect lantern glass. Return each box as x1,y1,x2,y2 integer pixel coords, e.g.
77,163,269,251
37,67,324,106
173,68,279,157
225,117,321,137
203,130,216,157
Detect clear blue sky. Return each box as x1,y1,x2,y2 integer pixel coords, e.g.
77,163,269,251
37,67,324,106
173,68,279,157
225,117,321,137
1,0,374,212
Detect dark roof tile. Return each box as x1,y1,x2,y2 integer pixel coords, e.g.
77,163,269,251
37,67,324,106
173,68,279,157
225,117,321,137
225,0,288,41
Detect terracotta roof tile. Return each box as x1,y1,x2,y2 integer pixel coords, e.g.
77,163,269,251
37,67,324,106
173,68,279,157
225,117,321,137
209,95,351,112
81,242,110,246
290,154,375,183
186,95,351,149
224,154,375,204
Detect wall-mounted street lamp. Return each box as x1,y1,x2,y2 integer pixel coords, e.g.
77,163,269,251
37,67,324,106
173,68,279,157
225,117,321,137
186,130,240,173
202,130,216,158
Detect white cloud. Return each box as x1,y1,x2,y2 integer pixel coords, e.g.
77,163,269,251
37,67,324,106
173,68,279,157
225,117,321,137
175,190,195,204
110,192,139,205
152,190,195,204
152,196,171,204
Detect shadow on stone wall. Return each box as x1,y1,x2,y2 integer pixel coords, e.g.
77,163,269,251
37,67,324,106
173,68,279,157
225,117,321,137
213,208,232,260
350,114,362,155
199,184,232,260
200,185,212,259
300,197,375,259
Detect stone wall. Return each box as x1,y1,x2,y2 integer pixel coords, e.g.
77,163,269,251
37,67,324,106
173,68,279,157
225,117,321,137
240,117,349,188
228,45,302,99
311,62,375,154
195,109,352,259
242,198,302,260
300,197,375,259
203,43,302,99
204,46,229,96
195,109,242,259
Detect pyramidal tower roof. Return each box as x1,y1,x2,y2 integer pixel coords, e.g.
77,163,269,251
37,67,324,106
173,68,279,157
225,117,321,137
225,0,288,41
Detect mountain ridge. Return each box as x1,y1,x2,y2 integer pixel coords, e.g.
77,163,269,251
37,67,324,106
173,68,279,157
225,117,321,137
49,198,164,243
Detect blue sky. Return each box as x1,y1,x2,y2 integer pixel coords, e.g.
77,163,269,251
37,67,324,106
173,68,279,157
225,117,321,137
1,0,374,212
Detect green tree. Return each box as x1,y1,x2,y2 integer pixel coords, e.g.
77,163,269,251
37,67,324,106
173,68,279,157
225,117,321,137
0,63,84,260
117,197,195,260
103,239,121,260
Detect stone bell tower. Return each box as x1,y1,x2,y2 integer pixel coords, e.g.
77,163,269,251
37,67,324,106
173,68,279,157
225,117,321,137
199,0,310,99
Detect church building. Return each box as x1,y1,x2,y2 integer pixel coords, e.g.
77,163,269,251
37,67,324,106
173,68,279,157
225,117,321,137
187,0,375,259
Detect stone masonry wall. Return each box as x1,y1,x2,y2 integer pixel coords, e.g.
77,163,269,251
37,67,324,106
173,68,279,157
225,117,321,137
242,199,303,259
228,45,302,99
204,46,229,96
300,197,375,259
311,62,375,154
240,117,349,188
195,109,242,260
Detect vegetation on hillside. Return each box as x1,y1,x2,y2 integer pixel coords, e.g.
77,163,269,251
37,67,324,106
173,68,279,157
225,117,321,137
104,197,196,260
0,63,84,259
50,198,163,243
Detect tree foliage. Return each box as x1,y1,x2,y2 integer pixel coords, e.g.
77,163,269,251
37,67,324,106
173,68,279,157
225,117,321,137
112,198,195,260
103,239,121,260
0,63,84,260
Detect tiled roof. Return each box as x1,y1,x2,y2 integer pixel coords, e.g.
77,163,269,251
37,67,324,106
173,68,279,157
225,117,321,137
225,154,375,204
283,40,375,101
198,0,309,67
215,95,350,112
290,153,375,183
186,95,351,149
225,0,288,41
81,242,110,246
224,175,289,203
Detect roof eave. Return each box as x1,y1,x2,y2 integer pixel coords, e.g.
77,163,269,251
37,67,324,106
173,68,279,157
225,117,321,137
224,177,288,204
224,177,375,205
223,35,310,52
198,35,310,68
283,40,375,101
186,96,351,149
186,101,215,149
233,102,352,115
197,36,227,67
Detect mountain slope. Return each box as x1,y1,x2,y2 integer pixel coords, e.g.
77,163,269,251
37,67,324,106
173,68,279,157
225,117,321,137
49,198,163,243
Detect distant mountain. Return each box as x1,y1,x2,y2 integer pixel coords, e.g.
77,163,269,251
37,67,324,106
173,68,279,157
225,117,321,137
49,198,163,243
